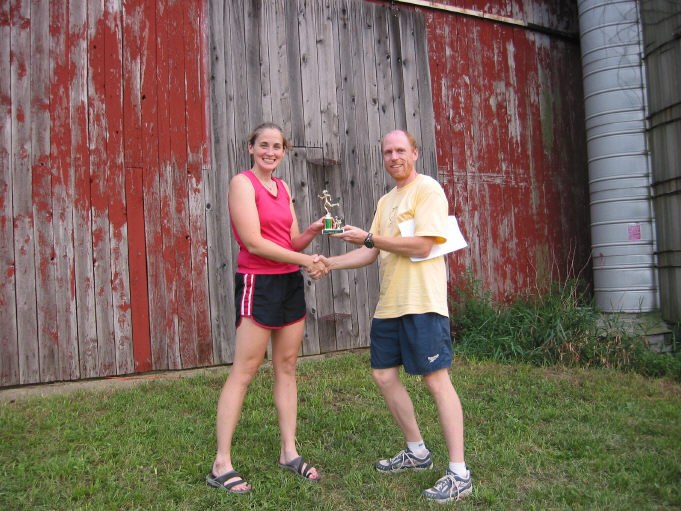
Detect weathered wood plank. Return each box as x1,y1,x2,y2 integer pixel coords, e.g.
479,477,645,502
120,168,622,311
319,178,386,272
412,12,437,163
50,0,79,381
284,0,305,144
372,5,395,196
229,2,250,166
396,9,421,140
167,0,198,369
336,0,374,345
31,0,59,383
243,0,263,133
0,0,19,386
184,0,212,366
298,0,336,354
102,2,134,376
326,0,355,350
12,0,41,384
206,0,234,365
122,0,152,373
387,8,407,131
139,0,168,371
89,0,117,376
69,0,98,379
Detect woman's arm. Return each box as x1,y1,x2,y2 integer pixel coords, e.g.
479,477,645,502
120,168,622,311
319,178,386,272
228,174,317,267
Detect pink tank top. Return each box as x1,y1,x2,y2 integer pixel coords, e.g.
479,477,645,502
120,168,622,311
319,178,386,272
231,170,300,274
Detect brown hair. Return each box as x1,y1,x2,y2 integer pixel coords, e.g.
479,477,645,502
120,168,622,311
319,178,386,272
247,122,290,150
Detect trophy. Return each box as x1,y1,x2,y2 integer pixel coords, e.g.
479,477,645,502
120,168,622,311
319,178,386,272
319,189,344,234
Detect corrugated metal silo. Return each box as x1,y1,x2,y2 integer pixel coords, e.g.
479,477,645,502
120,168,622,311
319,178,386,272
577,0,659,312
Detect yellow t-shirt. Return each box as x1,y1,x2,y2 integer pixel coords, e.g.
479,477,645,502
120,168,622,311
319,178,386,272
370,174,449,318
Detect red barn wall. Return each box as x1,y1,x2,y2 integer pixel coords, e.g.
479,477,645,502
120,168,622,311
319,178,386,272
379,0,591,298
1,0,211,386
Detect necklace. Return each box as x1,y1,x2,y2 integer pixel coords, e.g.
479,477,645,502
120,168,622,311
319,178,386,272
253,170,276,193
261,179,276,193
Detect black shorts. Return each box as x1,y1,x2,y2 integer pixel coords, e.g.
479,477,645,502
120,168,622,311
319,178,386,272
234,271,307,329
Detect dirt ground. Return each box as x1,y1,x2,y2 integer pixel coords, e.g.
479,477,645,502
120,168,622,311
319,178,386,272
0,352,338,403
0,365,231,403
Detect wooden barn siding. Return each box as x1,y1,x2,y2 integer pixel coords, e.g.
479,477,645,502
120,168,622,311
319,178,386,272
0,0,589,387
206,0,439,365
409,0,591,298
1,0,211,386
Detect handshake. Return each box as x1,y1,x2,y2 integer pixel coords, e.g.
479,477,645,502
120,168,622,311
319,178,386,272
304,254,331,280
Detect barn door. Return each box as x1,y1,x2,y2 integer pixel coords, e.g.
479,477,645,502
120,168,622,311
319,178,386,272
207,0,437,361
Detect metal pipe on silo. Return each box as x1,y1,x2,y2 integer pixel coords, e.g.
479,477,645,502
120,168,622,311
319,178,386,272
577,0,659,312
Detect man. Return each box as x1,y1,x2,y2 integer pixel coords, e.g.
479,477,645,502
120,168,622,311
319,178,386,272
323,130,472,503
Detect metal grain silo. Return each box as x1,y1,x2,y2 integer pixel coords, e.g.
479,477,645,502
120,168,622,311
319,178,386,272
577,0,659,312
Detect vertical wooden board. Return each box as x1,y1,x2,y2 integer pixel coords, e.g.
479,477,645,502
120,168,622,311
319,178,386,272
125,165,152,372
360,2,386,315
228,1,250,165
559,38,589,279
259,0,274,123
307,158,338,354
102,3,133,375
30,0,59,383
319,0,353,350
184,0,212,365
297,0,335,353
526,33,553,290
412,12,437,165
289,148,320,356
139,0,168,370
265,0,292,136
88,0,116,376
396,10,421,141
387,7,407,131
70,0,98,379
335,0,370,342
0,0,19,386
372,5,395,196
50,0,79,381
122,0,152,373
205,0,235,365
283,0,305,144
155,1,180,370
297,0,322,149
166,0,197,369
243,0,263,130
427,15,452,177
460,17,487,279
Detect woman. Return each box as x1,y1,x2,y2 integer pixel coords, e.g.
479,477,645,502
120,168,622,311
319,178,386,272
207,123,326,494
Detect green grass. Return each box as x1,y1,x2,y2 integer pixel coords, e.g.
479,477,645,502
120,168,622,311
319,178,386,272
1,351,680,510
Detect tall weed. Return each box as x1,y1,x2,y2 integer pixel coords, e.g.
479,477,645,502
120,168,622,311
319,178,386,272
449,271,681,381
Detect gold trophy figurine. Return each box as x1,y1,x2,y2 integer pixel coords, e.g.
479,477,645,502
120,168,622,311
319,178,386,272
319,189,344,234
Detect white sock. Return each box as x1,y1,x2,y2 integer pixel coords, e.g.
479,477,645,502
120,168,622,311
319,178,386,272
449,461,468,478
406,441,428,458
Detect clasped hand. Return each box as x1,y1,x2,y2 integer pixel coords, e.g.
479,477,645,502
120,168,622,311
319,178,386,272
305,254,331,280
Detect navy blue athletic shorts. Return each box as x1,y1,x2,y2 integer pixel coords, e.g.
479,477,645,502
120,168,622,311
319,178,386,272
370,313,453,375
234,271,306,329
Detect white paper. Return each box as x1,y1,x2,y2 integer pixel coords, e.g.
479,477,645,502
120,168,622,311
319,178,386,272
398,216,468,262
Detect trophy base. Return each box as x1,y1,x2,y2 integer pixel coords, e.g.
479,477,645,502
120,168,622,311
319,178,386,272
322,228,344,234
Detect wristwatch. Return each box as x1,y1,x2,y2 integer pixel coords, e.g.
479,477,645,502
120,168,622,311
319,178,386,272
363,232,374,248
